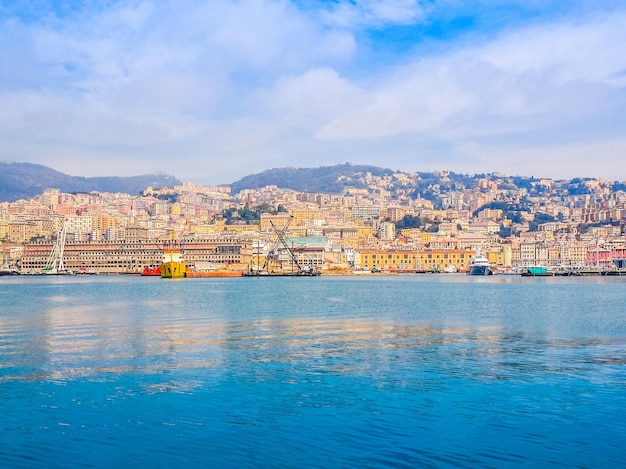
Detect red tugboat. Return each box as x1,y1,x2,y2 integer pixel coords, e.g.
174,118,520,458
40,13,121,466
141,266,161,276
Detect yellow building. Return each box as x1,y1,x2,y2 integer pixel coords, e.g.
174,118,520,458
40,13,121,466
356,225,373,240
399,228,422,239
418,232,433,244
260,213,292,230
289,209,323,225
7,222,39,242
188,224,219,234
0,220,8,240
358,249,474,272
222,224,260,234
486,250,502,266
90,215,119,232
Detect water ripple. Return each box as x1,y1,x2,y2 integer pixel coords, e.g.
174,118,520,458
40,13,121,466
2,276,626,467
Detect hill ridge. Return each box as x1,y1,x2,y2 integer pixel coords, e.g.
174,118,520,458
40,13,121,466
0,161,180,202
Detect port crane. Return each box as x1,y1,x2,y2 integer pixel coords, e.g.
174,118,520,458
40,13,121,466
246,216,320,276
42,220,68,274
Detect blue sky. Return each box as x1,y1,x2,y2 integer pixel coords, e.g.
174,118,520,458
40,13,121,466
1,0,626,184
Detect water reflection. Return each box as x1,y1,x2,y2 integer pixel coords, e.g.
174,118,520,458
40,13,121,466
3,305,625,389
1,276,625,468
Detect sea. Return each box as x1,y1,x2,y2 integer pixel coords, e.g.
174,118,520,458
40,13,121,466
1,274,625,468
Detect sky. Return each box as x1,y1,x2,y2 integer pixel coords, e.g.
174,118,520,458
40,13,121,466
1,0,626,185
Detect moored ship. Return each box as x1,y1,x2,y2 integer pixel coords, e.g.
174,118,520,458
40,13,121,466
243,266,321,277
521,266,554,277
0,268,20,276
186,270,243,278
141,265,161,276
466,250,493,275
184,261,243,278
161,245,186,279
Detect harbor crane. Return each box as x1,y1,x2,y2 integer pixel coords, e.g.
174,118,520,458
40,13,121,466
246,216,320,276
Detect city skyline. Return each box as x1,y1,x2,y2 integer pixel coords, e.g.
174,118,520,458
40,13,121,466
2,1,626,184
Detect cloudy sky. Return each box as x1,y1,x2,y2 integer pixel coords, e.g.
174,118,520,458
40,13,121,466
1,1,626,184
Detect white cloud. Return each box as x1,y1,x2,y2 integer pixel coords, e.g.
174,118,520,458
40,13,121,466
262,68,365,131
313,11,626,147
1,1,626,182
316,62,477,139
476,12,626,86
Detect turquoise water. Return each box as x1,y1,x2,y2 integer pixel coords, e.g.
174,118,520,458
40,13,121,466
1,275,625,468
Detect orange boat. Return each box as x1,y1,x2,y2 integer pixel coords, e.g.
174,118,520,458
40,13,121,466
141,266,161,276
185,270,242,278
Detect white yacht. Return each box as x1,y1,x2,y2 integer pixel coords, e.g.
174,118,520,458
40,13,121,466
467,250,493,275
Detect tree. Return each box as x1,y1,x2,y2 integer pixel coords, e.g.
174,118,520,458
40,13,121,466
529,212,555,231
395,215,421,230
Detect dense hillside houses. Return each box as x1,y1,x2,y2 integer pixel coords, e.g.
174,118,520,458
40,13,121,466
1,172,626,274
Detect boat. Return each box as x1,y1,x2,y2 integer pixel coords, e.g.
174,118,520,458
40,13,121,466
184,261,244,278
520,266,554,277
603,259,626,275
552,265,581,276
76,267,98,275
141,266,161,276
244,271,320,277
161,244,186,279
466,250,493,275
244,268,320,277
186,270,242,278
0,268,20,276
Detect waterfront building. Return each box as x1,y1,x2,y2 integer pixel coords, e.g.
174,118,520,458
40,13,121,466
3,174,626,275
357,249,474,273
1,243,23,270
586,242,626,266
183,234,252,268
19,234,253,274
21,239,163,274
501,243,513,267
284,236,328,271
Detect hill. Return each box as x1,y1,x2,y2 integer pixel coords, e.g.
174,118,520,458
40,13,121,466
230,163,485,200
230,163,397,194
0,162,180,202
